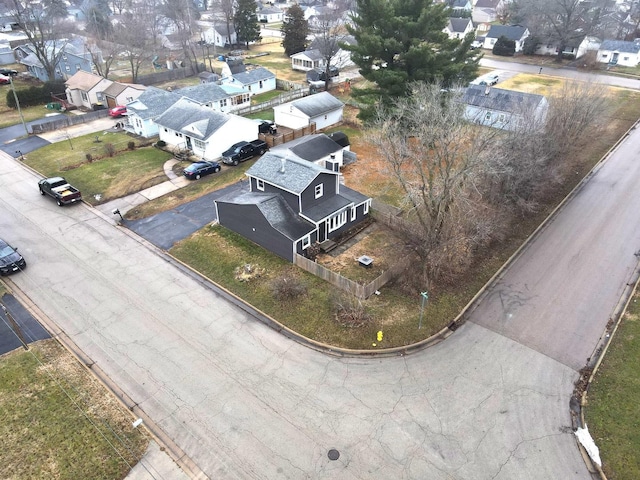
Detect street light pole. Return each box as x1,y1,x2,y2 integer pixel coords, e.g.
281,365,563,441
418,291,429,329
9,76,28,136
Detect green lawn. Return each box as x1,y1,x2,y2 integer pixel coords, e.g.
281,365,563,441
0,74,58,129
585,291,640,480
24,132,171,205
0,338,149,479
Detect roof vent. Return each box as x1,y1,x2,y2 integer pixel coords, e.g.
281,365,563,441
280,158,286,173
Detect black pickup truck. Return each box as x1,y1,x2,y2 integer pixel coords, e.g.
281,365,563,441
38,177,82,206
221,139,268,166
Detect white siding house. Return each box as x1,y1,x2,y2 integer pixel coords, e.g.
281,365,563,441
220,67,276,96
64,71,113,110
597,39,640,67
290,49,325,71
444,18,474,40
274,92,344,130
483,25,529,52
155,98,259,160
462,85,548,131
124,87,181,138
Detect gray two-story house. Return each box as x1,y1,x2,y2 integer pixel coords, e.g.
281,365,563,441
215,153,371,261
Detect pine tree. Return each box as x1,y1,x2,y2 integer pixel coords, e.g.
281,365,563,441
281,4,309,57
343,0,481,117
234,0,261,49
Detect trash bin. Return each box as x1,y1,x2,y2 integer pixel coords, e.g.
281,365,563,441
46,102,61,110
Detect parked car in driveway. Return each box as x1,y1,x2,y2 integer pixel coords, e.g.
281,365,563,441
108,105,127,117
0,238,26,275
183,160,221,180
478,73,499,86
0,68,18,77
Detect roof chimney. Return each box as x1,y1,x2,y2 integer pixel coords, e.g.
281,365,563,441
280,158,286,173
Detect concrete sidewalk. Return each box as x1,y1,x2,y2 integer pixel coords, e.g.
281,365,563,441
96,159,190,217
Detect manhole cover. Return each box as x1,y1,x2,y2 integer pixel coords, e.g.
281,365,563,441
328,449,340,461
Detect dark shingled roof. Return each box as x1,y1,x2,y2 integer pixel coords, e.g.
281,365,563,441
302,194,352,222
340,185,369,206
600,39,640,54
289,92,344,118
485,25,528,40
217,192,316,240
462,85,546,113
288,135,342,162
154,97,230,139
126,86,181,120
246,152,338,194
448,17,472,33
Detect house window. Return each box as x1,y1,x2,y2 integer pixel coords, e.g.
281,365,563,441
315,183,323,199
624,56,629,61
65,65,70,72
485,112,492,121
327,210,347,233
164,128,168,132
96,93,103,101
351,206,356,221
248,85,252,91
126,97,133,102
81,92,88,101
259,80,263,88
76,64,81,71
301,235,311,249
364,201,369,214
62,55,67,61
256,179,264,191
220,98,227,107
498,113,506,122
602,54,608,58
193,138,206,149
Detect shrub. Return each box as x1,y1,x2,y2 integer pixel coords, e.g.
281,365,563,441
493,36,516,56
6,79,66,109
104,143,116,157
270,275,307,301
331,292,373,328
85,153,93,162
156,140,167,148
127,141,135,150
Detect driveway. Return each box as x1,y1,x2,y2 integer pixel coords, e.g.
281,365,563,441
0,116,57,157
0,293,50,355
126,180,247,249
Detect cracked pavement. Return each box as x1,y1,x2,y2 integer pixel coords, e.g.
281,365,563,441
4,120,640,479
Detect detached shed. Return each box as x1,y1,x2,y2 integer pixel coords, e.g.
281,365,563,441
273,92,344,130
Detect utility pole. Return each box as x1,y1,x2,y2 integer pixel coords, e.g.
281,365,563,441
9,76,28,136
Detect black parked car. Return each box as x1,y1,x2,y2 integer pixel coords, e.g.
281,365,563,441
183,160,221,180
0,238,26,275
0,68,18,77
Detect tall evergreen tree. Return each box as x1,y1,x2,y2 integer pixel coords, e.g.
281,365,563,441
343,0,481,116
281,4,308,56
234,0,261,49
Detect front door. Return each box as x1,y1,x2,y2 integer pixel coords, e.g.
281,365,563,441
185,136,192,150
611,52,619,64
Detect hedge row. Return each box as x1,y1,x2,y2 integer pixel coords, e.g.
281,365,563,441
5,80,66,109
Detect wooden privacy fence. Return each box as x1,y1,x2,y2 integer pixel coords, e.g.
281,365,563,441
294,254,407,299
29,109,110,134
260,123,316,148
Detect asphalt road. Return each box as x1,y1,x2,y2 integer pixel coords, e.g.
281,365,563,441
480,57,640,89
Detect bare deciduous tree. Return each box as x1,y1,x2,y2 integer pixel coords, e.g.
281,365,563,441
162,0,200,74
369,83,502,289
310,9,350,91
115,12,152,82
483,81,608,215
6,0,70,80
